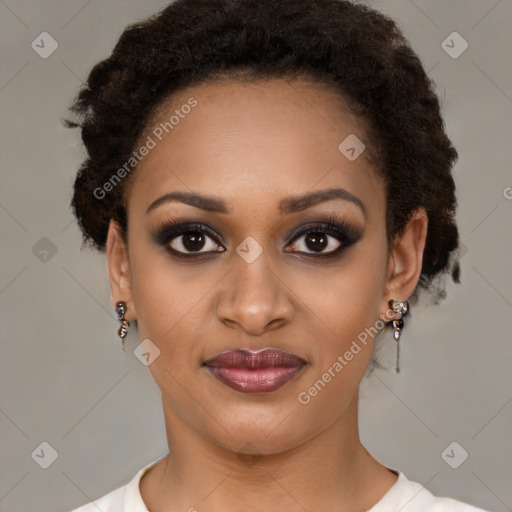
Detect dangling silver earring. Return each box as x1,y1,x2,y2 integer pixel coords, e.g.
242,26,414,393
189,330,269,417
388,299,409,373
115,301,129,352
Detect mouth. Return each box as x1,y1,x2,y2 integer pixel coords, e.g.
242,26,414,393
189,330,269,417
202,348,307,394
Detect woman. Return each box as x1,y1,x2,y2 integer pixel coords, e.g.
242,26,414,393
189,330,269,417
67,0,487,510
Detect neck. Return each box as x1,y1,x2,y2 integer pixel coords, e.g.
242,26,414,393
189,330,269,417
140,392,398,512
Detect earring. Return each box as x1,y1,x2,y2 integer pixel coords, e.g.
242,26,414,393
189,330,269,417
115,301,129,352
388,299,409,373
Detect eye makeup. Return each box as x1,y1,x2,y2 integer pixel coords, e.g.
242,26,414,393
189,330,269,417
150,213,363,261
285,213,363,260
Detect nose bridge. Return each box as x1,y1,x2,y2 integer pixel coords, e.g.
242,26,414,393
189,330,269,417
216,247,294,334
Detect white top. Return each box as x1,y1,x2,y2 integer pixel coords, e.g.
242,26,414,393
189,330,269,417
70,457,489,512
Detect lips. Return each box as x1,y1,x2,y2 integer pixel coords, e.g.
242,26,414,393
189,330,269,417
203,348,306,368
203,349,307,393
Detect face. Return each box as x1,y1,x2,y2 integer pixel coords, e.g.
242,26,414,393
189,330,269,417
107,77,425,455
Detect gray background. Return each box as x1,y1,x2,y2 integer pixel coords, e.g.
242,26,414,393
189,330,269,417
0,1,511,511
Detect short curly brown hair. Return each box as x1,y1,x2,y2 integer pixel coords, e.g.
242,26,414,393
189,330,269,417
67,0,462,302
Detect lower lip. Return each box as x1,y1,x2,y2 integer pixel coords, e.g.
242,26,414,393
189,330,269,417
205,365,305,393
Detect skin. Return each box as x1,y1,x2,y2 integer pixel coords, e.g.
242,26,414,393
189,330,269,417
106,77,428,512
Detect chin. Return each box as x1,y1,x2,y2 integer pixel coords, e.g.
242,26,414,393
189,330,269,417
203,405,316,456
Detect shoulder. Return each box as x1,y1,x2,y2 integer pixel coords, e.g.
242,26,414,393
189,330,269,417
69,483,126,512
370,471,490,512
68,456,164,512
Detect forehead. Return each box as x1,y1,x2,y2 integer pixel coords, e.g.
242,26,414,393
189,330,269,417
128,77,384,219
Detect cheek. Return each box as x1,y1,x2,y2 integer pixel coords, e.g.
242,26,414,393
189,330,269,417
302,244,388,374
306,249,387,335
129,227,387,351
128,245,220,366
293,272,384,421
131,263,189,336
128,218,387,358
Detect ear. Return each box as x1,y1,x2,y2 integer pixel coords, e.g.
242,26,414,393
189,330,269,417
380,208,428,315
106,218,137,322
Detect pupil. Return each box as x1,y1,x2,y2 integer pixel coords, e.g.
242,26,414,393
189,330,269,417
306,232,327,252
183,232,205,251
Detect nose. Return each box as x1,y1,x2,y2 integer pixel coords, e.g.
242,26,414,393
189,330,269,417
215,254,295,336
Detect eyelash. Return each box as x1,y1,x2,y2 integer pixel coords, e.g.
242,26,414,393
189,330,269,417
152,214,362,260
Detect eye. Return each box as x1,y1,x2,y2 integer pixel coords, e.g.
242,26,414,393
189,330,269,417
153,220,226,257
284,218,362,258
152,216,362,260
286,230,341,255
170,230,222,254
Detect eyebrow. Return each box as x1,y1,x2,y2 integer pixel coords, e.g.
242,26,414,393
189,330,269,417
145,187,367,218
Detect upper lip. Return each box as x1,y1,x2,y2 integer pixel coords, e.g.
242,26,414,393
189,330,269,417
203,349,307,368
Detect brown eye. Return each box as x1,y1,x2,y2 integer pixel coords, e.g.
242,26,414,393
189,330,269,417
284,218,363,258
153,220,226,257
287,231,341,255
169,231,221,254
